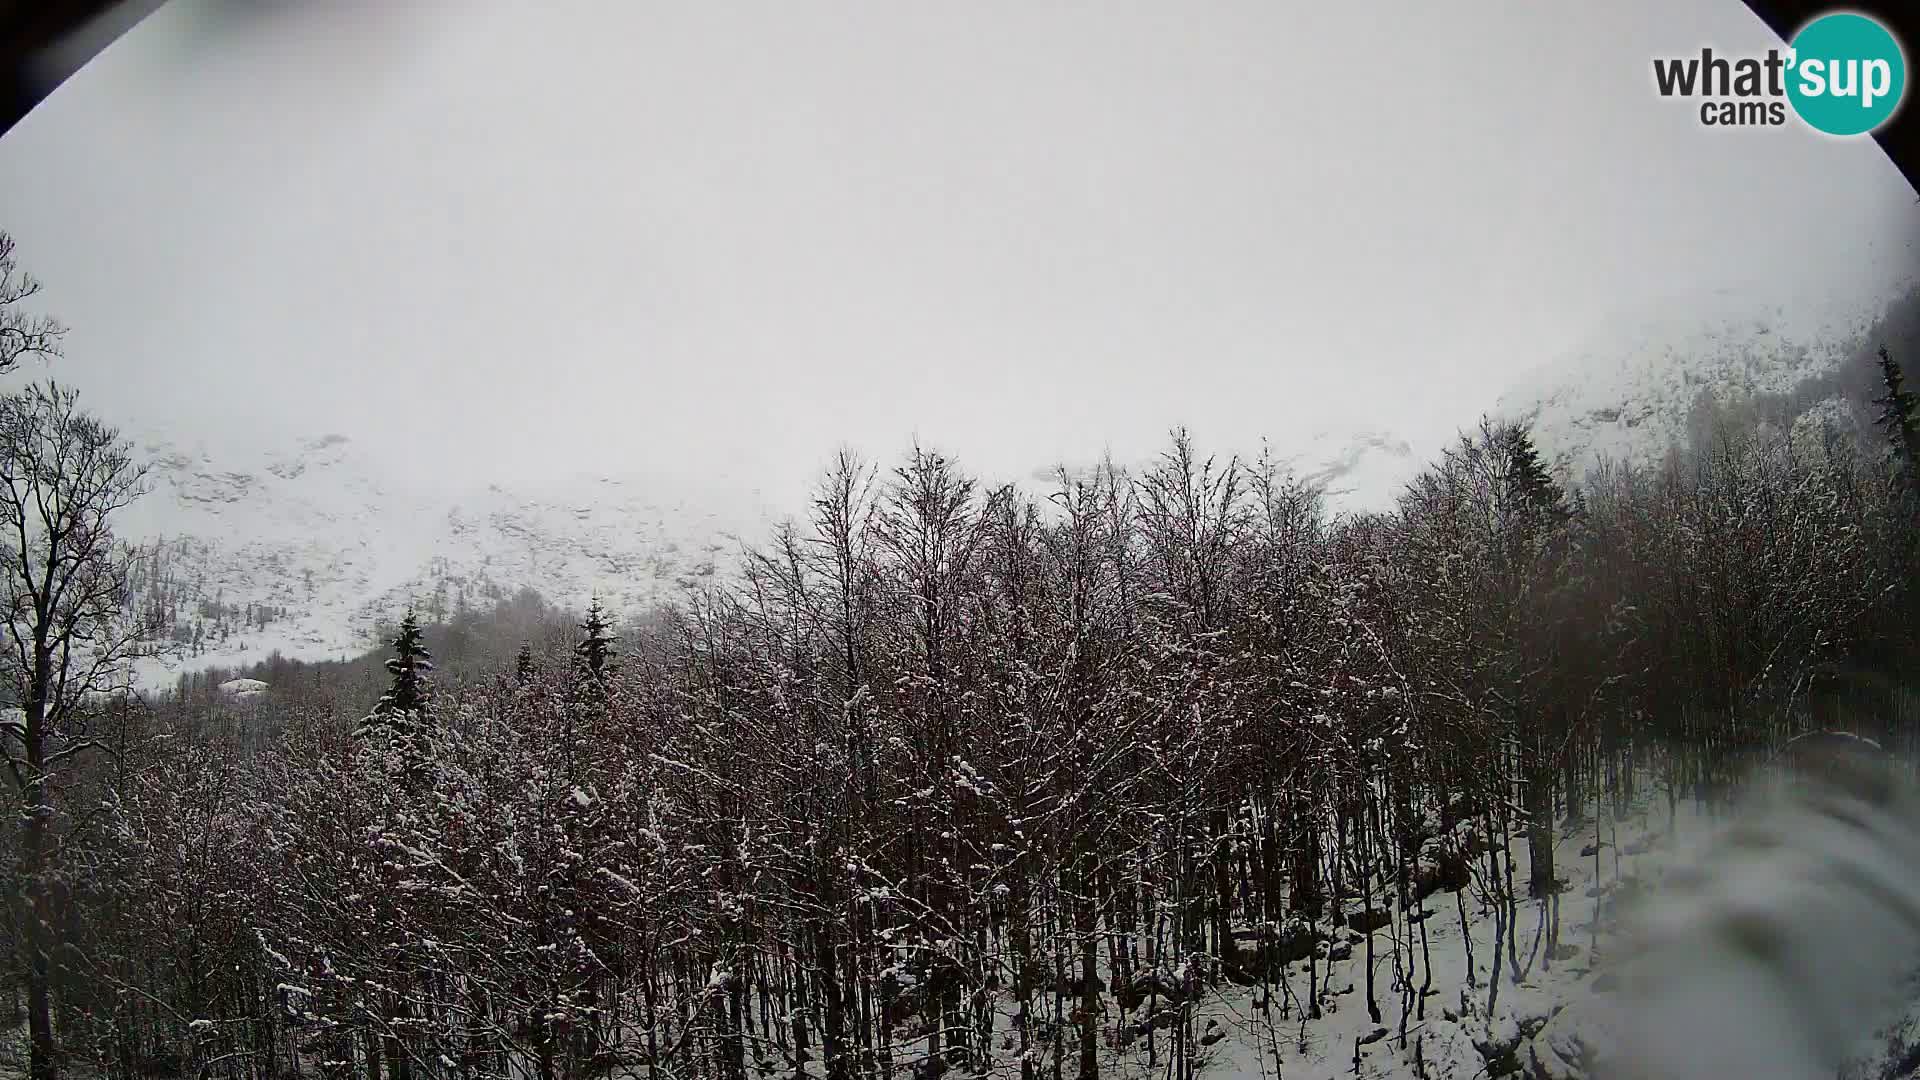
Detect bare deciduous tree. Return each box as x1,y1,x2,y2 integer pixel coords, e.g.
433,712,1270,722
0,235,64,375
0,382,150,1080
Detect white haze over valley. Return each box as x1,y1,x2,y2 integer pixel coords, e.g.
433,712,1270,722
0,0,1914,679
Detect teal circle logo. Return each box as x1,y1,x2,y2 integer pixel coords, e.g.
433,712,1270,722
1786,13,1906,136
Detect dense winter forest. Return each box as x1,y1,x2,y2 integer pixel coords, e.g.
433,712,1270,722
4,227,1920,1080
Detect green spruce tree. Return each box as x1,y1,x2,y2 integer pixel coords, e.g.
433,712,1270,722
361,608,433,736
1503,421,1570,522
1873,346,1920,496
574,597,617,683
514,640,536,687
357,608,436,790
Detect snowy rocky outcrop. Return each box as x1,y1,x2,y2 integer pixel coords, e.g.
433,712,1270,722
217,678,269,699
1494,281,1902,486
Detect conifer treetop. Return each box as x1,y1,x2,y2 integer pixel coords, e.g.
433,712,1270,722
1874,346,1920,494
574,597,617,681
371,607,433,723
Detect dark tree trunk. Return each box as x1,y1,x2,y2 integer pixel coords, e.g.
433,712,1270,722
20,665,57,1080
1524,729,1557,899
1075,855,1099,1080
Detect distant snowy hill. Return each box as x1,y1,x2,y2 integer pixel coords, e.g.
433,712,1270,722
117,431,766,689
1494,280,1909,481
114,422,1423,690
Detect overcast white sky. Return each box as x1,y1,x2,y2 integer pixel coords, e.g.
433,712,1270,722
0,0,1915,514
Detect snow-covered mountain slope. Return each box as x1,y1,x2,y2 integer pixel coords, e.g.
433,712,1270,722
1494,279,1908,482
118,431,767,688
125,264,1912,695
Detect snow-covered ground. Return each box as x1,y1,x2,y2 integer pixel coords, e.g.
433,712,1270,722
1103,802,1660,1080
1067,779,1920,1080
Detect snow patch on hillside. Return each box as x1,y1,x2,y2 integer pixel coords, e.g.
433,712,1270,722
1295,429,1420,510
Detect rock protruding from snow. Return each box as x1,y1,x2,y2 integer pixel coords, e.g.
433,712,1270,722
1413,1019,1492,1079
1523,990,1625,1080
218,678,269,699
